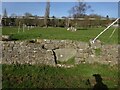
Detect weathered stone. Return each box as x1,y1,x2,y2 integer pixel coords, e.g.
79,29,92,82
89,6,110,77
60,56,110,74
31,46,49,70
76,53,84,58
55,48,76,62
43,39,51,43
75,58,85,64
2,35,11,41
36,39,43,43
90,39,102,49
44,50,55,66
85,55,96,64
44,43,59,50
2,40,118,66
76,41,89,49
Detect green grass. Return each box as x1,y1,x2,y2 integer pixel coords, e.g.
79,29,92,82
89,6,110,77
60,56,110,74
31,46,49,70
2,26,118,44
2,63,118,88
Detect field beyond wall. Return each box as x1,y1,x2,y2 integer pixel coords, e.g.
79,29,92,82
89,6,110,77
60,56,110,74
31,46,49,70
2,26,118,44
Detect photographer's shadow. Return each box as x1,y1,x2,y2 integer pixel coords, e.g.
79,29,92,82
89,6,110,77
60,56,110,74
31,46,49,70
93,74,108,90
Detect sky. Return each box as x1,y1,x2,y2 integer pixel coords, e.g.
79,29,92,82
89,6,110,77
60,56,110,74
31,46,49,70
2,0,119,2
1,2,118,18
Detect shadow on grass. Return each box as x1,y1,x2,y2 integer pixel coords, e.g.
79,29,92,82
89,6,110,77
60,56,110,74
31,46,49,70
92,74,108,90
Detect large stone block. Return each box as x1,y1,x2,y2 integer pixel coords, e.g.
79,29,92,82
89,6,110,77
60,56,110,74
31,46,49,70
54,48,76,62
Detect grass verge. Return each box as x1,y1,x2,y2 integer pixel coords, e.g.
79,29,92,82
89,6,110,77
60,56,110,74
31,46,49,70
2,63,118,88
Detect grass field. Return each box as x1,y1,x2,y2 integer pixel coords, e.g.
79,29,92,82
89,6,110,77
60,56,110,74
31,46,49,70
2,27,119,88
2,26,118,44
2,63,118,88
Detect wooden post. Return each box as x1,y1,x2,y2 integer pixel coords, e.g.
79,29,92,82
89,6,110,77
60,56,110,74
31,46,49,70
23,24,25,32
18,21,20,33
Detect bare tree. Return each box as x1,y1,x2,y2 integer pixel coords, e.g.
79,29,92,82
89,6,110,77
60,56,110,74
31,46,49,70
24,12,33,26
69,0,91,28
3,8,8,26
44,0,50,27
70,0,91,18
3,8,8,18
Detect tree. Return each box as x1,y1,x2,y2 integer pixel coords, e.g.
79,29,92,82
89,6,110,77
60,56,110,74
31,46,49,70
70,0,91,18
3,8,8,26
69,0,91,28
24,12,33,17
44,0,50,27
3,8,8,18
105,15,111,26
33,15,39,26
50,16,56,27
15,18,24,26
89,14,101,27
24,12,33,25
0,15,1,26
10,13,17,18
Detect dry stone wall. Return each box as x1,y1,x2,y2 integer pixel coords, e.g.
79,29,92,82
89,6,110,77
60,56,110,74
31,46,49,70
2,39,119,66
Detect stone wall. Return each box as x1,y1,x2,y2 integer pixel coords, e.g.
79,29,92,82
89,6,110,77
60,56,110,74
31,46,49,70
2,39,119,66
